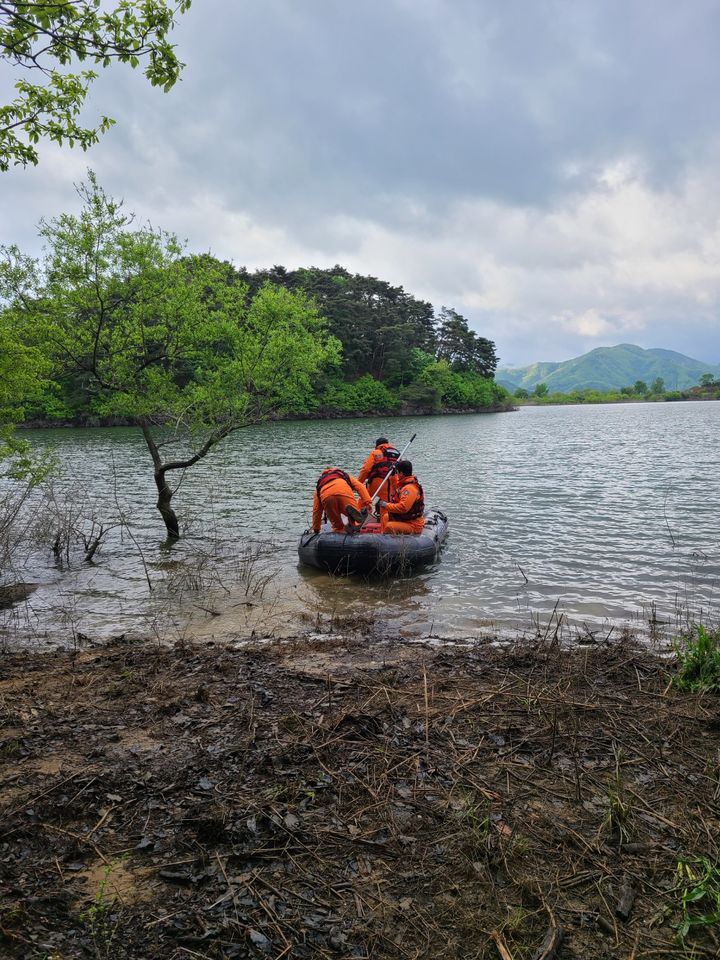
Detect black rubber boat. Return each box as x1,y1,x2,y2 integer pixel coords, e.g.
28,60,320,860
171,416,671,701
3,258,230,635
298,509,449,576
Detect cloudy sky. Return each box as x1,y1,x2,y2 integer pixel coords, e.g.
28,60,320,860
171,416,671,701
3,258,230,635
2,0,720,366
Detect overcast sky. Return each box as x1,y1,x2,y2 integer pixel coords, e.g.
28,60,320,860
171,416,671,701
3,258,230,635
2,0,720,366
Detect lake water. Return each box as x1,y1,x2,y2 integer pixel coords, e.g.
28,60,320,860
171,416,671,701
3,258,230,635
3,402,719,647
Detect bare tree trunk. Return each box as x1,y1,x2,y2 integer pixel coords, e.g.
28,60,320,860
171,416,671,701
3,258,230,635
140,421,180,539
139,418,232,540
154,468,180,539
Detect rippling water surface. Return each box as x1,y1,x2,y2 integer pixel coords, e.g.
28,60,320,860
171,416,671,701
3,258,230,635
4,402,719,645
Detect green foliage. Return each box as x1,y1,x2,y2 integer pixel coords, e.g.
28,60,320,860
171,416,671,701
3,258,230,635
244,265,437,386
235,266,502,394
2,185,506,429
634,379,649,395
1,174,341,534
79,863,120,958
406,348,437,380
672,624,720,694
651,376,665,394
350,375,398,412
533,382,548,397
321,375,398,413
675,856,720,942
3,175,339,431
601,776,633,844
435,306,498,378
1,1,191,170
0,320,44,423
0,308,50,479
398,379,442,409
514,387,529,399
419,361,497,408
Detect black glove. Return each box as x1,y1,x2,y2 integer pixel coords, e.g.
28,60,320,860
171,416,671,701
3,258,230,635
376,499,387,509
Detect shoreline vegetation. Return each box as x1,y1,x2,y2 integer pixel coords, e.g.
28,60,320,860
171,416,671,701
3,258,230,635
1,627,719,958
511,377,720,407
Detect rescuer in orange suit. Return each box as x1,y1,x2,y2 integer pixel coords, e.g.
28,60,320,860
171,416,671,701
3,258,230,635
358,437,401,498
312,468,373,533
377,460,425,535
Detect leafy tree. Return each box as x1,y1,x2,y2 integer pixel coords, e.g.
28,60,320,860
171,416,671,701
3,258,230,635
1,1,191,170
0,297,49,480
418,360,455,407
418,361,498,409
398,379,441,409
0,174,340,536
406,348,437,380
320,374,397,414
634,380,649,395
273,266,437,385
620,385,634,396
651,377,665,394
533,382,549,398
0,315,38,424
513,387,529,399
436,307,498,378
231,266,503,393
699,372,717,387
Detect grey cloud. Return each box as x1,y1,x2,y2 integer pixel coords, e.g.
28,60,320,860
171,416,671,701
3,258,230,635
3,0,720,366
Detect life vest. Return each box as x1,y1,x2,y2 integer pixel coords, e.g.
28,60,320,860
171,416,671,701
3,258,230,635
316,468,351,497
392,477,425,521
367,445,400,481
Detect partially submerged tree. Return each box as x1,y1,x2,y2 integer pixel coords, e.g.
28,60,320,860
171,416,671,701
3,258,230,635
1,1,191,170
0,174,341,537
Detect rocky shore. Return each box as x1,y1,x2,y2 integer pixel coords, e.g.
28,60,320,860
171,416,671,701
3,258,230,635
1,630,718,958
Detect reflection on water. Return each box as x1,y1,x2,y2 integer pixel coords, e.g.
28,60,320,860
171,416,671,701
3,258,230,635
3,401,720,646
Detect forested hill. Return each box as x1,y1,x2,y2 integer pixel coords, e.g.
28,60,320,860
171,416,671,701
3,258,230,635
497,344,720,393
236,264,497,383
224,263,506,414
15,259,510,423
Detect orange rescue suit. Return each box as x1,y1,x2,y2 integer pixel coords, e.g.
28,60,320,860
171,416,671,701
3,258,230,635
358,443,400,498
312,468,372,533
380,475,425,535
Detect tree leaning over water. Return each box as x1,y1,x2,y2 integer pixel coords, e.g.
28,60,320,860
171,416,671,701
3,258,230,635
0,0,191,170
0,174,341,537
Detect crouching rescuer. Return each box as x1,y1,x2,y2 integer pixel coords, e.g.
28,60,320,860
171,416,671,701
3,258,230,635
312,468,372,533
376,460,425,535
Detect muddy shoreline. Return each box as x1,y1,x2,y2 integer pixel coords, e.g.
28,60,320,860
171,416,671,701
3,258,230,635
1,630,719,958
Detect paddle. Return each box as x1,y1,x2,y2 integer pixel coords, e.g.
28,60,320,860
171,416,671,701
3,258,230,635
358,432,416,530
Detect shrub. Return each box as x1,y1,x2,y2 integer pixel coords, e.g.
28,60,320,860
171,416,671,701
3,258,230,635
673,624,720,693
320,375,398,413
675,856,720,941
350,375,399,412
399,381,442,409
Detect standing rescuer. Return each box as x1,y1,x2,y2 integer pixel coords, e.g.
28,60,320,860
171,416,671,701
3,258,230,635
358,437,401,499
312,468,372,534
376,460,425,535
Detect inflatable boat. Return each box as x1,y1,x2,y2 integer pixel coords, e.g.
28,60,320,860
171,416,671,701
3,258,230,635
298,509,448,576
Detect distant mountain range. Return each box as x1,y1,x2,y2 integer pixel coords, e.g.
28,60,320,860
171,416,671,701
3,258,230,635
496,344,720,393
